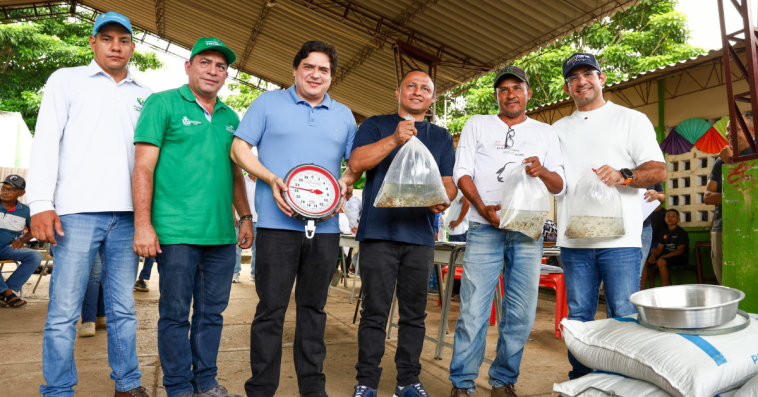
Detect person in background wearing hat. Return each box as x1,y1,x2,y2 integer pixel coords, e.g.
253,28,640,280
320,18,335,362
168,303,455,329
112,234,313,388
231,40,358,397
346,69,457,397
448,66,565,397
132,37,252,397
553,53,666,380
27,11,153,397
0,175,42,308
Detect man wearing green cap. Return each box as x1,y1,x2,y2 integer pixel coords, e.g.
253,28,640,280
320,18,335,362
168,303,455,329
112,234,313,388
132,37,252,397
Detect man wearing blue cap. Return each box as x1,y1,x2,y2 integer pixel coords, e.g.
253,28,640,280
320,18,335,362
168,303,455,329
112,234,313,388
552,53,666,379
133,37,251,397
28,11,153,397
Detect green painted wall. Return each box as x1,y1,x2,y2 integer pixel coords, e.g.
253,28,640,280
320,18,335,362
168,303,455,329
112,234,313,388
723,160,758,312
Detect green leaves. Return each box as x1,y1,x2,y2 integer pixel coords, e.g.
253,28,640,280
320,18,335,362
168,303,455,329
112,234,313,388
0,18,163,133
440,0,704,134
222,72,265,113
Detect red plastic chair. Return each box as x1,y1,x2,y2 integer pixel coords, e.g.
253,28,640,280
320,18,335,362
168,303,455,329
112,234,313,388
441,264,568,338
539,273,568,338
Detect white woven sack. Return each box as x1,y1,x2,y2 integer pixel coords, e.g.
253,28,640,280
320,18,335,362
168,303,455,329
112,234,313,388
736,375,758,397
553,372,737,397
562,315,758,397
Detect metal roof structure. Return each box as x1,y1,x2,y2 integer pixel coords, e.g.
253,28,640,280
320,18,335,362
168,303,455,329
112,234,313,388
1,0,653,119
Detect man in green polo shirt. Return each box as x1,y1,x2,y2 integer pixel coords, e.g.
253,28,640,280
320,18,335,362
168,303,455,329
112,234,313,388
132,37,253,397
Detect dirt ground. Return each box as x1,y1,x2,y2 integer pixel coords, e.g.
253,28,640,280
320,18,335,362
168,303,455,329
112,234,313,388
0,262,599,396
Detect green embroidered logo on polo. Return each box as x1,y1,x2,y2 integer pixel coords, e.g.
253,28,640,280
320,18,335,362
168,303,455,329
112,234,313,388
182,116,201,126
134,97,145,112
226,124,236,133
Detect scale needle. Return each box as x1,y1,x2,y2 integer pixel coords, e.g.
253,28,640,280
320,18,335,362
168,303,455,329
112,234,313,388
293,187,323,195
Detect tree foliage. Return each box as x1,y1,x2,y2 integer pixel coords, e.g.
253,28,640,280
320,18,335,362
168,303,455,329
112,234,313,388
222,72,265,113
438,0,704,133
0,16,163,132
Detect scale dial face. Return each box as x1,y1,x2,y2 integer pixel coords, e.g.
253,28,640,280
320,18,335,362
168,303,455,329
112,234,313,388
284,164,340,220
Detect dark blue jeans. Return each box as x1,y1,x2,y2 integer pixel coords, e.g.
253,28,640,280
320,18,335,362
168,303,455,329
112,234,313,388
81,253,106,323
156,244,236,397
139,257,155,280
561,247,641,379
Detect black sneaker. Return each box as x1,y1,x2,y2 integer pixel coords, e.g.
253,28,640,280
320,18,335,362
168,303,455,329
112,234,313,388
428,287,439,295
134,279,149,292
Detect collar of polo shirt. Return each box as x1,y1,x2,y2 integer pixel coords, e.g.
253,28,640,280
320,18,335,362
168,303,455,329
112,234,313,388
287,85,332,109
179,84,229,113
85,59,142,86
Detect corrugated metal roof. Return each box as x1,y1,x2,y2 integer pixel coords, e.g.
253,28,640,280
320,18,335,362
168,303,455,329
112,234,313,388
1,0,645,118
527,48,724,114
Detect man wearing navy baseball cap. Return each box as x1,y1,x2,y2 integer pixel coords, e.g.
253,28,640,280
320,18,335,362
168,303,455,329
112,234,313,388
552,52,666,380
29,10,153,397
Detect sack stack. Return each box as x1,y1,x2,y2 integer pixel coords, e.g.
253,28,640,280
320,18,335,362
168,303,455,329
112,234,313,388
553,315,758,397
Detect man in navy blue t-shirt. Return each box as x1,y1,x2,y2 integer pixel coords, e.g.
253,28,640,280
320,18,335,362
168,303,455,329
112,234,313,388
347,70,457,397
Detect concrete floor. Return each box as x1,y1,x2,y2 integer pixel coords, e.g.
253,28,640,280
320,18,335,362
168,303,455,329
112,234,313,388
0,263,589,396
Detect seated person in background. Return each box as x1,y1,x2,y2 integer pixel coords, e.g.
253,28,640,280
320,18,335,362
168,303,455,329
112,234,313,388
641,209,689,287
0,175,43,308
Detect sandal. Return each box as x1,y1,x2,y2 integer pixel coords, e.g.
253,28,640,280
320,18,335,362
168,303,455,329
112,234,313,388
3,292,27,308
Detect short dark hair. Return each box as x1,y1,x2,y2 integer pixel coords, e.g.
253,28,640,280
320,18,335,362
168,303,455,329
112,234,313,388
667,208,680,217
398,68,431,88
293,41,338,76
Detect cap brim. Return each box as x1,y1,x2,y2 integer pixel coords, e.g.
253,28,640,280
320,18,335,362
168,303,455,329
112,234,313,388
494,73,528,88
93,20,134,40
564,63,601,79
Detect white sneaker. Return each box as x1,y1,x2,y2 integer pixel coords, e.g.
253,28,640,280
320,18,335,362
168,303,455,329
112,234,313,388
78,322,96,338
232,273,240,283
250,274,255,282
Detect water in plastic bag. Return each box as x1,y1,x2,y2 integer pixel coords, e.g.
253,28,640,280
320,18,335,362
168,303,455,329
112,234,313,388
565,169,625,239
498,163,550,240
374,132,449,208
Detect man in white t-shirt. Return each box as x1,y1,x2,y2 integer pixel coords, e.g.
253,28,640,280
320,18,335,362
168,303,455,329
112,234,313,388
446,190,469,242
553,53,666,380
449,66,566,397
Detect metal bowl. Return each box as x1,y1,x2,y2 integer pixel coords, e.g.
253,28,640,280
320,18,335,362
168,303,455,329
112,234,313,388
629,285,745,329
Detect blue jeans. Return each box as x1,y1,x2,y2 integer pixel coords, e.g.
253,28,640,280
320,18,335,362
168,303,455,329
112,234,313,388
233,222,256,276
156,244,236,397
449,223,543,392
0,245,42,292
640,224,653,277
41,212,141,396
139,257,155,280
81,253,106,323
561,247,642,379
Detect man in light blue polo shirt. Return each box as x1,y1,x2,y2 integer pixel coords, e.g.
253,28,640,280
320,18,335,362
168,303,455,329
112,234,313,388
231,40,359,397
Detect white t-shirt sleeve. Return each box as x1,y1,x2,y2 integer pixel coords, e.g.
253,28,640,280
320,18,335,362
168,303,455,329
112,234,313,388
543,129,567,197
453,116,478,186
628,112,665,166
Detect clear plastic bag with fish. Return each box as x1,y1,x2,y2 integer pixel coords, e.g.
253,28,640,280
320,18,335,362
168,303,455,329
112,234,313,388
498,163,550,240
565,169,625,239
374,131,449,208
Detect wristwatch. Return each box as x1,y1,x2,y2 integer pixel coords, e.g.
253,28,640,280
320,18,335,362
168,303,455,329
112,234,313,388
620,168,634,186
239,215,253,224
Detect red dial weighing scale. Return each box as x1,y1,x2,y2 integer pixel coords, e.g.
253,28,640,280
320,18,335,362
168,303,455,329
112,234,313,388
283,164,341,239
